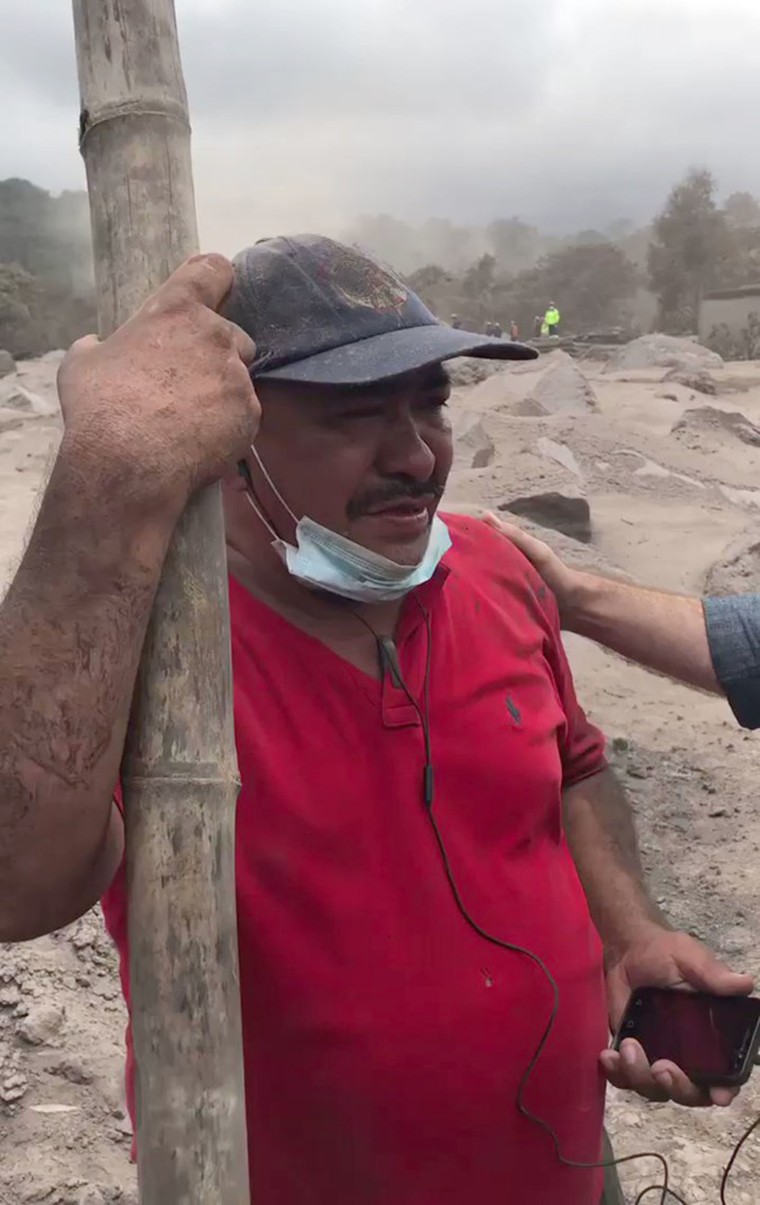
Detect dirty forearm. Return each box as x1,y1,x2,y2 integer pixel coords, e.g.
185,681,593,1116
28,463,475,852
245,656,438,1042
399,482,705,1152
0,433,181,938
564,574,719,693
563,768,666,961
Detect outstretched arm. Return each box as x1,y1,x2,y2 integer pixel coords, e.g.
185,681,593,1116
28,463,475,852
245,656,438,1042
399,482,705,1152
563,573,717,694
486,513,760,728
485,514,720,690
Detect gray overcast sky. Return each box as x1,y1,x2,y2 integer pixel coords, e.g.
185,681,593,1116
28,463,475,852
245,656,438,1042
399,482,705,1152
1,0,759,252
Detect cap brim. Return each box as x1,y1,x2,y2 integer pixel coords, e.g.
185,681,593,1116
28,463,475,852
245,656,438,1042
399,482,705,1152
253,323,538,386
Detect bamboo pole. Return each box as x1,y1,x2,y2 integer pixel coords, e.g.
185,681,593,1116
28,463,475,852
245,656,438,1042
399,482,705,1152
71,3,250,1201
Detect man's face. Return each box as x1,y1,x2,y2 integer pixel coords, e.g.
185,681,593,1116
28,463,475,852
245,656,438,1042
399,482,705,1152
248,364,453,565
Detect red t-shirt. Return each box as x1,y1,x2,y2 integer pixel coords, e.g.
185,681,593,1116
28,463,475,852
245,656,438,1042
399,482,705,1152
102,514,608,1205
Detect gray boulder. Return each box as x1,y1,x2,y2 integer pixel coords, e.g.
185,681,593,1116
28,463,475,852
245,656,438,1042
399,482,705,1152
672,406,760,448
0,377,57,416
17,1002,65,1047
536,436,583,479
705,536,760,596
527,353,598,415
447,358,504,387
499,492,592,544
662,368,718,395
609,334,723,373
452,413,496,469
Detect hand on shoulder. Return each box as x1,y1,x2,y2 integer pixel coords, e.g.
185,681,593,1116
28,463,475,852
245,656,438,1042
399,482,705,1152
483,512,585,622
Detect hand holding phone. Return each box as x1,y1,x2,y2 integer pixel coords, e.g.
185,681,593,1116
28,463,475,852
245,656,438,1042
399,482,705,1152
613,987,760,1089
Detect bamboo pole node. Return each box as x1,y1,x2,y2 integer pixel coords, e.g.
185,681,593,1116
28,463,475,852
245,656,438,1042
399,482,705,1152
79,97,190,147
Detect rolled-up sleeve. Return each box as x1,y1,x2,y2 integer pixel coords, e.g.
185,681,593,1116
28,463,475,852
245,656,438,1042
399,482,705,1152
703,594,760,729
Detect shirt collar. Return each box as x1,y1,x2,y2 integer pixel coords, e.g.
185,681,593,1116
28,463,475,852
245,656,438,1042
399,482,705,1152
396,563,450,642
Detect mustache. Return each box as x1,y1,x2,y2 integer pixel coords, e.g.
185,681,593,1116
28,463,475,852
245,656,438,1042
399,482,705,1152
348,479,444,520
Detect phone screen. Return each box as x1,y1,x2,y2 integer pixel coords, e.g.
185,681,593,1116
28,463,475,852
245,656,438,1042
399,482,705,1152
617,989,760,1082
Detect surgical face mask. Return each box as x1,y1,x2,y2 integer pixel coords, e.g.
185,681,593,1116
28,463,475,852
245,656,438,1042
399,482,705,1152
244,447,452,604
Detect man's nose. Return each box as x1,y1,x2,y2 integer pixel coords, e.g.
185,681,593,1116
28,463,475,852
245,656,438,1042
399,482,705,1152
375,412,437,482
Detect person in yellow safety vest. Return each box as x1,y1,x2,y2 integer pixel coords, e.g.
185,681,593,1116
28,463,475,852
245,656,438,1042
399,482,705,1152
545,302,560,336
540,319,550,337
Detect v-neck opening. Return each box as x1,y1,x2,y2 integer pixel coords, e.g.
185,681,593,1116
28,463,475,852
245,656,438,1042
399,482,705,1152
229,575,384,706
227,569,448,713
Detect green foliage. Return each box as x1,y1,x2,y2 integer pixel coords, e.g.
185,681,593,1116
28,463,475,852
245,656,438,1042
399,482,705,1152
462,254,496,300
507,242,637,333
724,192,760,230
4,168,760,357
0,263,37,323
406,264,452,294
485,218,542,274
706,313,760,361
0,179,95,357
0,178,92,291
648,169,731,334
406,239,638,337
0,263,40,356
717,225,760,288
352,173,760,341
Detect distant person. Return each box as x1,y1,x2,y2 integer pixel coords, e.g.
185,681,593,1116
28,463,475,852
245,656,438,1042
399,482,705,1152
484,320,494,336
491,320,503,338
533,315,544,337
541,319,550,337
545,302,561,337
510,320,519,340
451,313,462,330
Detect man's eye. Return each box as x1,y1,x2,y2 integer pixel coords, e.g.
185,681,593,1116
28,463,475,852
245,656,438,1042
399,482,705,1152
332,407,383,421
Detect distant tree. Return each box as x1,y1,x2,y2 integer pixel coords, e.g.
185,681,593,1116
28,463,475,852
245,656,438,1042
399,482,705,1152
648,169,731,334
347,214,484,276
0,180,51,272
0,260,96,358
0,178,96,355
717,226,760,288
344,210,652,292
0,178,92,289
486,218,541,273
615,224,653,271
605,218,635,241
705,312,760,361
568,229,608,247
0,263,38,352
348,214,420,273
419,217,484,275
405,264,450,294
723,191,760,230
462,253,496,300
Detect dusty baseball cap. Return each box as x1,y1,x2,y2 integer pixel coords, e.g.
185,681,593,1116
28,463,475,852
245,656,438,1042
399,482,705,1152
224,234,537,386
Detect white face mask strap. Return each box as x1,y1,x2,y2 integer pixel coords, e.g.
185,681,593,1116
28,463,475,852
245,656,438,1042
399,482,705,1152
249,444,299,524
244,491,279,541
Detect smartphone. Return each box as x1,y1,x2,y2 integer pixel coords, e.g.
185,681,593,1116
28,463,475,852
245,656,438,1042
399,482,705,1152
613,987,760,1088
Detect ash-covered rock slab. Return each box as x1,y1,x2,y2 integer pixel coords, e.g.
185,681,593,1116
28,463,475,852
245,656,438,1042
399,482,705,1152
499,491,592,544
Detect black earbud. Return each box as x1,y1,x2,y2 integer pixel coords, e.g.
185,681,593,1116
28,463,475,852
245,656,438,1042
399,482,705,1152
238,459,254,491
377,636,405,689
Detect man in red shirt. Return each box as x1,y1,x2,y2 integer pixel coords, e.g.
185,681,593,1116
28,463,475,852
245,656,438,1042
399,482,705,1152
0,238,751,1205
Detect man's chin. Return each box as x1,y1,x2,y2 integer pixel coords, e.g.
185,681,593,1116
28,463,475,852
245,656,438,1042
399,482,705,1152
352,512,432,565
358,532,431,568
